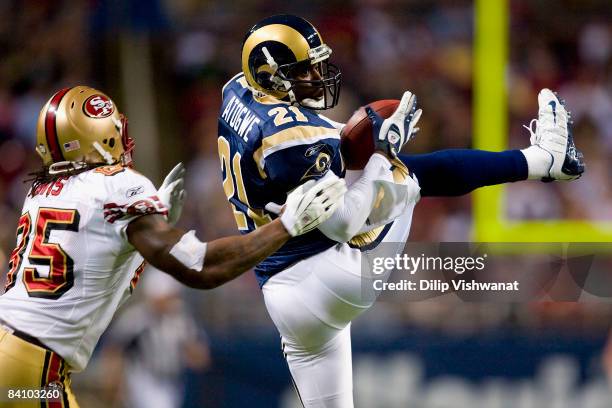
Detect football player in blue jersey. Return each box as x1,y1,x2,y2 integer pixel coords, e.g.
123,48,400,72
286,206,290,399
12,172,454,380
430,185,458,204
217,14,585,408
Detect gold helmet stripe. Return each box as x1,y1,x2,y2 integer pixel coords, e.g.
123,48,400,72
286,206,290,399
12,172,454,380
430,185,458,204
44,87,72,162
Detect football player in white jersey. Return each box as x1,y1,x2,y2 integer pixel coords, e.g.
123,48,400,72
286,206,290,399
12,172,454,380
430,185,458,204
0,86,346,407
219,14,585,408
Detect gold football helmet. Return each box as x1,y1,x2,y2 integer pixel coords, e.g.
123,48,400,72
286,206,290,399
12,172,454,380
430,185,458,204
35,86,134,174
242,14,341,110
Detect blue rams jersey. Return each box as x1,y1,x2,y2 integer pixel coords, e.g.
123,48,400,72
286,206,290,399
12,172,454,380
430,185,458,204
217,73,344,287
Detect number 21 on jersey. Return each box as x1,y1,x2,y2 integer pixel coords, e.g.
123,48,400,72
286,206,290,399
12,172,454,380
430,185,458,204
5,208,79,299
218,137,272,231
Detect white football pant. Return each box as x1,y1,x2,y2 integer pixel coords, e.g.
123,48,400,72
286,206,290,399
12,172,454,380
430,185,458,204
262,207,415,408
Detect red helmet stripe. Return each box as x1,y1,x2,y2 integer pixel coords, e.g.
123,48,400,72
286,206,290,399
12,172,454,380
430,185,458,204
44,87,71,162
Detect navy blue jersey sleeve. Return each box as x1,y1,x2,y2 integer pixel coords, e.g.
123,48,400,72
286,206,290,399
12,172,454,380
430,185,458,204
261,124,343,189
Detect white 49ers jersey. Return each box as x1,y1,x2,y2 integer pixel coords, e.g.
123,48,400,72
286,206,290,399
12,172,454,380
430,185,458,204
0,165,167,372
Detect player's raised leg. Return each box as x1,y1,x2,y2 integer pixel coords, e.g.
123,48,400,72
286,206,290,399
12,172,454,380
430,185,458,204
399,88,585,197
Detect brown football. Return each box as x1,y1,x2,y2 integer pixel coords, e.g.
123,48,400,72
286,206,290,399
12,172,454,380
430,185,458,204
340,99,400,170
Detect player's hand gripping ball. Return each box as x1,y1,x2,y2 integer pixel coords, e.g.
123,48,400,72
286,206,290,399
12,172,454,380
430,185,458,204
341,100,398,170
341,96,421,169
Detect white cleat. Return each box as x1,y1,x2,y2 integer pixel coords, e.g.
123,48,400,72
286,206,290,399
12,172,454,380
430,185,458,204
523,88,585,182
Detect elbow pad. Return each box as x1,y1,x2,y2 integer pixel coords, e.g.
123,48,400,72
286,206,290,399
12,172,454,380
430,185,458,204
169,230,207,272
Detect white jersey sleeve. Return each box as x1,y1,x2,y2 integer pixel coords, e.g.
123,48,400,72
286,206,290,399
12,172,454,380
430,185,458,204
101,166,168,241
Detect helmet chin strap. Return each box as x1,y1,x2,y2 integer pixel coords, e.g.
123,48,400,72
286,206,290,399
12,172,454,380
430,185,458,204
93,141,115,165
45,136,125,176
262,47,295,102
48,161,88,175
48,141,114,175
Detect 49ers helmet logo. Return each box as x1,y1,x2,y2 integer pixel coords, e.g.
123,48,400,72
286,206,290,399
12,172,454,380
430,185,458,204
83,95,114,118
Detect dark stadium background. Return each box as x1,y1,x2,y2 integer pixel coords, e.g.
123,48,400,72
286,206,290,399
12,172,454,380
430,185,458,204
0,0,611,407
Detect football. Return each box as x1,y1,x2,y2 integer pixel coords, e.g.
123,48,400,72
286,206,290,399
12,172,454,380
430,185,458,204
340,99,400,170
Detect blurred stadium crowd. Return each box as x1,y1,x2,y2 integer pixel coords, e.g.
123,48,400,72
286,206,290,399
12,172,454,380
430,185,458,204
0,0,610,406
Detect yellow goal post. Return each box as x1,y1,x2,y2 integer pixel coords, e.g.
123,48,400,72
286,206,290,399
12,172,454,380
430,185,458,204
473,0,612,242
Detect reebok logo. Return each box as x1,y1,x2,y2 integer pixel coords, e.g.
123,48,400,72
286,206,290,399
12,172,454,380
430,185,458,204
126,185,144,198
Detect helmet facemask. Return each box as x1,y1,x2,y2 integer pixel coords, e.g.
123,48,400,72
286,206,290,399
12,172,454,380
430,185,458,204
261,44,341,110
119,114,135,167
281,60,341,110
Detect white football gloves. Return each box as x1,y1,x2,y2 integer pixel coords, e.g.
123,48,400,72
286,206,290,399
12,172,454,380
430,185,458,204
158,163,345,236
366,91,422,158
265,173,347,237
157,163,187,226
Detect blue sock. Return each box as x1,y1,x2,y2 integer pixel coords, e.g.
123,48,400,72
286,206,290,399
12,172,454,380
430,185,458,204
398,150,528,197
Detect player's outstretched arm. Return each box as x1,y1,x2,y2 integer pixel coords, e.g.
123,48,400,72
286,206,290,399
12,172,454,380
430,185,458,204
127,215,288,289
127,175,346,289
